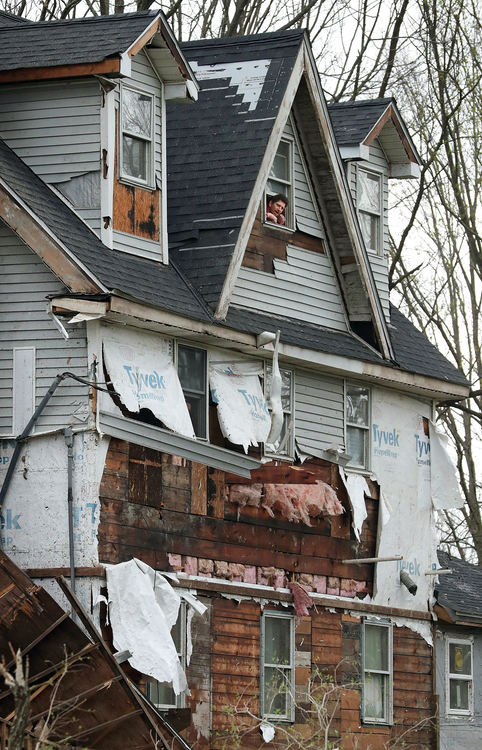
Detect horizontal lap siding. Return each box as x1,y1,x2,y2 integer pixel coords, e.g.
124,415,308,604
0,80,102,182
295,369,345,454
283,117,324,239
232,246,348,331
0,223,89,435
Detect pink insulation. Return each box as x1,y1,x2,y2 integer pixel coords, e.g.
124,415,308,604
229,483,263,507
262,481,343,525
287,581,313,617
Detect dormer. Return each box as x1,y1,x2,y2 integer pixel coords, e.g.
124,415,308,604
0,11,198,265
328,98,422,322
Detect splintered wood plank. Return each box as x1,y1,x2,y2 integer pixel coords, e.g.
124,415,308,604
191,462,207,515
207,468,225,518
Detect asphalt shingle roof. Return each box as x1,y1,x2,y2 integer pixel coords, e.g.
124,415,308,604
327,98,393,146
436,551,482,619
167,30,305,309
0,137,210,323
0,10,158,71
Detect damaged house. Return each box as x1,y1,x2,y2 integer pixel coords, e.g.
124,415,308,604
0,9,469,749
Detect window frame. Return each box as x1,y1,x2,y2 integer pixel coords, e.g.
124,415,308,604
261,610,295,723
145,601,187,710
264,363,295,460
176,341,209,441
119,83,155,189
356,166,383,255
344,381,371,470
446,636,473,716
264,136,295,231
361,618,393,726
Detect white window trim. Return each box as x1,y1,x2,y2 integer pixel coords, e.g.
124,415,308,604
264,135,296,231
175,341,209,442
361,618,393,726
356,166,383,255
146,601,187,710
446,636,474,716
264,364,295,461
119,83,155,189
344,381,371,471
261,610,295,722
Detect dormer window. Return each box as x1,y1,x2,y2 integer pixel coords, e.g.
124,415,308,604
120,85,154,188
357,168,382,254
265,138,294,229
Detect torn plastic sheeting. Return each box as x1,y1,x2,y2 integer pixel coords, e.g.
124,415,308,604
265,330,283,447
179,589,207,616
106,559,187,695
260,724,276,743
187,606,195,666
69,312,104,323
339,468,368,541
103,327,195,438
262,482,343,525
209,361,270,451
379,487,391,526
429,420,464,510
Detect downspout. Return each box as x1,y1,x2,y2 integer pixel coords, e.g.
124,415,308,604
64,427,76,594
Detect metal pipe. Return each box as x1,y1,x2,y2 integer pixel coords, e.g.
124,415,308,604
64,428,76,595
400,569,418,595
342,555,403,564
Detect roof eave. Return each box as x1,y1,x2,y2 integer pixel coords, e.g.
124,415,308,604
363,101,423,171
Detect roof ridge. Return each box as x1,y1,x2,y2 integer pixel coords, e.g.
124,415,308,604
0,9,157,30
181,28,305,49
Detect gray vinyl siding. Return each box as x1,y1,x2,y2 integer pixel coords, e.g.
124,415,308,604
0,80,102,183
283,117,324,239
232,245,348,331
348,139,390,321
113,49,163,261
0,222,89,435
295,369,345,455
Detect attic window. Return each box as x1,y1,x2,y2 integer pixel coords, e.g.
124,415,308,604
264,138,294,229
357,168,382,254
120,85,154,188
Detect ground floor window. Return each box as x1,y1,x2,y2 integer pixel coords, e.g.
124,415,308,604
446,637,473,715
362,619,392,724
146,601,186,709
261,611,295,721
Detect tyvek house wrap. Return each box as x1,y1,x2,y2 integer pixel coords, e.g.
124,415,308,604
103,327,195,438
107,559,188,694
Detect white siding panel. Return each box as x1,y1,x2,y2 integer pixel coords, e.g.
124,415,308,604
283,117,324,238
0,222,89,436
295,369,345,454
127,51,162,179
0,80,102,183
12,348,35,435
113,229,162,262
232,246,348,331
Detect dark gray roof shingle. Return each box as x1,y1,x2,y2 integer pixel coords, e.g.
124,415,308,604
0,136,210,322
436,551,482,619
0,11,158,71
327,98,393,145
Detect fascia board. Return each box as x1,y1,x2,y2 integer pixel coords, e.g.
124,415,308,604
214,44,305,320
52,295,469,400
339,144,371,161
301,41,394,361
364,101,422,166
0,179,106,294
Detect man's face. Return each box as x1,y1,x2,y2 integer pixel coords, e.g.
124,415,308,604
269,199,286,217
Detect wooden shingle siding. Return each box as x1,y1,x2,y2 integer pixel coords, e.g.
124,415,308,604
0,222,89,435
295,369,345,454
0,80,102,183
233,246,348,331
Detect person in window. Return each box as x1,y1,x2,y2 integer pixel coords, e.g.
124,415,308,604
266,194,288,225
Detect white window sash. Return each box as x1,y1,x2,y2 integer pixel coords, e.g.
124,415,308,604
120,84,155,188
446,637,473,716
261,611,295,722
362,620,393,725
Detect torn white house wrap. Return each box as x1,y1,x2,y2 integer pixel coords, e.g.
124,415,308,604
209,361,270,451
339,468,368,541
429,420,464,510
266,331,283,448
106,559,188,695
103,328,195,438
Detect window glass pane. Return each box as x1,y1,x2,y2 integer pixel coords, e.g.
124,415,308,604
359,212,380,252
365,624,388,671
450,643,471,675
265,616,291,665
346,426,366,466
364,672,386,719
178,346,206,393
450,679,470,711
271,141,290,182
358,171,380,213
184,392,207,439
122,135,148,181
147,678,176,708
123,89,152,138
264,667,289,717
346,385,369,426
